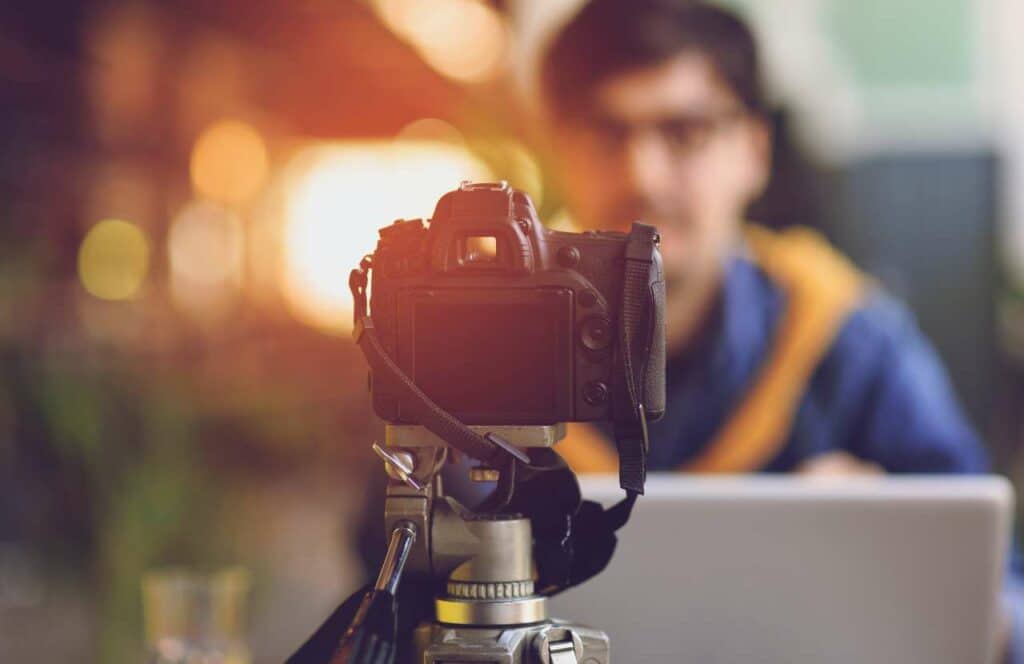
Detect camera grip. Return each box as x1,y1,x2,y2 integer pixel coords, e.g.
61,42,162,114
643,274,667,420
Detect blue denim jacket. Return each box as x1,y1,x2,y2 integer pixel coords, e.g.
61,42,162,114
647,252,987,474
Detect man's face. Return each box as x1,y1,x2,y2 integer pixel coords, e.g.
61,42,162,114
547,53,770,283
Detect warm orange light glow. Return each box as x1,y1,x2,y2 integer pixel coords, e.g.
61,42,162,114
78,219,150,300
395,117,466,145
281,142,492,334
190,120,269,205
546,208,581,233
85,3,162,140
371,0,508,84
168,200,245,319
499,140,544,209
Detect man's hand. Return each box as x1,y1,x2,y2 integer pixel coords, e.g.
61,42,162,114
796,451,883,476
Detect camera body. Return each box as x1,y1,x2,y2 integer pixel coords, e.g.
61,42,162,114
367,181,665,426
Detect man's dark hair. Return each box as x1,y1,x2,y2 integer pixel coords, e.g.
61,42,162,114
541,0,766,119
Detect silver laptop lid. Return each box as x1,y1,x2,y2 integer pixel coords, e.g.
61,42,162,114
548,474,1013,664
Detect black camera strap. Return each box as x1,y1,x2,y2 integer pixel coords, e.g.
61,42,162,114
613,222,660,497
350,257,524,469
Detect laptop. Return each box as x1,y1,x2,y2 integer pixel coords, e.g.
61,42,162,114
547,474,1013,664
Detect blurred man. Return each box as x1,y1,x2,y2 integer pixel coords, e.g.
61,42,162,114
538,0,1021,659
543,0,981,479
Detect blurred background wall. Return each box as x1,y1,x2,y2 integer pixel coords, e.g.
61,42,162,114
1,0,1023,661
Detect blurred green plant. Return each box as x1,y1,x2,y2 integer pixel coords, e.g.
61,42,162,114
29,357,234,661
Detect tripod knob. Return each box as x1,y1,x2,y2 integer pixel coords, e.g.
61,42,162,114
446,579,535,600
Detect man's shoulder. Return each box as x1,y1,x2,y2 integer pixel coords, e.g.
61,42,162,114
814,289,932,402
736,225,923,377
842,291,918,345
739,224,914,350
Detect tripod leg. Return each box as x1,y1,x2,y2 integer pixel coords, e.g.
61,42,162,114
288,523,417,664
329,522,417,664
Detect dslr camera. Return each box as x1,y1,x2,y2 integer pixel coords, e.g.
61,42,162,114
367,180,666,427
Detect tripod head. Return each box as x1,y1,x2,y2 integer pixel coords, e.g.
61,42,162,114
375,425,563,608
370,424,612,663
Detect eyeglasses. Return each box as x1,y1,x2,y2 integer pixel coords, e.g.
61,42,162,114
575,107,747,158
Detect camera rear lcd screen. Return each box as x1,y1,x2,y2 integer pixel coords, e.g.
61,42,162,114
410,292,571,423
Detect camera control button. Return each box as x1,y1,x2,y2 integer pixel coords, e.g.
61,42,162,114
580,315,612,351
557,246,581,268
583,381,609,406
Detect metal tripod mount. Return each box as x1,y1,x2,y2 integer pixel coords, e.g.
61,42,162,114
373,423,611,664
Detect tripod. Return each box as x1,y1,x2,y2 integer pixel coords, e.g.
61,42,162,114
373,423,611,664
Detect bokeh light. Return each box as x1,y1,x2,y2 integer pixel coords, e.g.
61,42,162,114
168,200,245,320
395,117,466,146
371,0,508,84
281,141,492,334
78,219,150,301
190,120,269,205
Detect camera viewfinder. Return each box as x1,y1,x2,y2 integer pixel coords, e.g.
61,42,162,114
463,235,498,264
